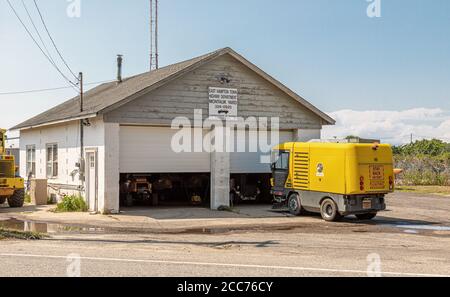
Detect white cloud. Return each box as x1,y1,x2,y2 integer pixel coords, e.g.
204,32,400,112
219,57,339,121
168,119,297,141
322,108,450,145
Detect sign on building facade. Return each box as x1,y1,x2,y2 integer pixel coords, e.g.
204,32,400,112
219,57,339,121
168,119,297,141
208,87,238,118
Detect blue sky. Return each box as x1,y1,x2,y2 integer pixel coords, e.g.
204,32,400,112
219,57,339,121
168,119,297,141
1,0,449,144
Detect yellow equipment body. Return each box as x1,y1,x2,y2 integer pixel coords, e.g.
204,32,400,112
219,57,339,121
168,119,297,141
0,129,25,208
271,142,395,221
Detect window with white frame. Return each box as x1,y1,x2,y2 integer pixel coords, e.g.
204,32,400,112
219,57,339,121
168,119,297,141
46,144,58,178
26,145,36,177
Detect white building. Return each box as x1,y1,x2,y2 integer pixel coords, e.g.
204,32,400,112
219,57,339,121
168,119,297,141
5,135,20,167
12,48,334,214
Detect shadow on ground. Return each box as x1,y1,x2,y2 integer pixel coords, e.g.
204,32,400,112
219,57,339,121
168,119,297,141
47,237,279,248
118,205,290,220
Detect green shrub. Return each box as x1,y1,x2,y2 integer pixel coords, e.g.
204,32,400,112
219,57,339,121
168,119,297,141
47,196,55,205
217,205,233,212
55,195,88,213
0,229,44,240
395,155,450,186
24,193,31,204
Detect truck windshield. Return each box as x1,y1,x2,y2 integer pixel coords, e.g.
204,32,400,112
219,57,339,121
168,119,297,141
272,151,290,170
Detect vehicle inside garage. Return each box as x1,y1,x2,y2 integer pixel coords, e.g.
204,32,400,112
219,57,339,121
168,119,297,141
118,128,294,209
120,173,211,207
230,173,272,205
120,173,273,208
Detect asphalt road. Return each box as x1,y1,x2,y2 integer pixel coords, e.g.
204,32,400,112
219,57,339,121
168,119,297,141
0,192,449,277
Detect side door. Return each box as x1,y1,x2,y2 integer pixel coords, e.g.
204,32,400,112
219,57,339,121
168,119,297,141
272,151,291,191
85,151,98,213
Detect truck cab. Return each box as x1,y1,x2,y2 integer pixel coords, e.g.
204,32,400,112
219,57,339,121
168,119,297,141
271,141,395,221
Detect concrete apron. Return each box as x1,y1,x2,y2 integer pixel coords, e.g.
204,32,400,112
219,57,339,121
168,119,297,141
0,204,300,234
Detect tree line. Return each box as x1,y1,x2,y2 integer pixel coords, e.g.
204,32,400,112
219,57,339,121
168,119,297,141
345,137,450,186
393,139,449,186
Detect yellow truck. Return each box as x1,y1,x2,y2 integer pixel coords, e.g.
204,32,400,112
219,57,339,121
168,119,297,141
0,129,25,208
271,142,395,221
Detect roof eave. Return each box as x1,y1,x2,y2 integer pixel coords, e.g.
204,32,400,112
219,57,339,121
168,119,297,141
10,113,98,131
223,49,336,125
98,48,230,115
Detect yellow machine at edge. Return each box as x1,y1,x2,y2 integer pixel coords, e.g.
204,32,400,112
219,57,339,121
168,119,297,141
0,129,25,208
271,142,395,222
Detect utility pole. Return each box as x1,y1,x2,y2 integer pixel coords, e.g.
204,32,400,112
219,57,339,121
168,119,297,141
150,0,159,71
79,72,85,183
79,72,83,112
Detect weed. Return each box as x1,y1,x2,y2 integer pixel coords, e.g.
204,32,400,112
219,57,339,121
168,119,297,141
55,195,88,213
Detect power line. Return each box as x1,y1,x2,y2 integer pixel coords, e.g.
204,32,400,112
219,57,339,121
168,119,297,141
0,79,115,96
21,0,57,68
6,0,78,91
0,85,70,95
33,0,78,81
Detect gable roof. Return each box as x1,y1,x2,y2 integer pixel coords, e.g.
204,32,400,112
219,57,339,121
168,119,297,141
11,47,335,130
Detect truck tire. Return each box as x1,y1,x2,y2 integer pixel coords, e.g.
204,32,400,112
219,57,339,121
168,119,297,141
0,197,6,205
320,198,342,222
288,193,304,216
355,213,377,220
7,189,25,208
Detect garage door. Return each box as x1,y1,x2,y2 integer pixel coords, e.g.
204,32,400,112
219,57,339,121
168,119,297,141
230,130,293,174
119,126,211,173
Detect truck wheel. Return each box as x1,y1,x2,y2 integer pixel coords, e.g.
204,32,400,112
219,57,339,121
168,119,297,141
355,213,377,220
7,189,25,208
288,193,303,216
320,198,342,222
0,197,6,205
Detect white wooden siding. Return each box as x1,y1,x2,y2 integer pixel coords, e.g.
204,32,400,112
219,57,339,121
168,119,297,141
20,121,82,186
104,54,323,130
19,118,106,192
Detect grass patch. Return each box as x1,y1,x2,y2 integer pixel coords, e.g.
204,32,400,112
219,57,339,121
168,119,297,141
54,195,88,213
396,186,450,196
47,196,56,205
25,193,31,204
0,229,45,240
217,205,240,214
